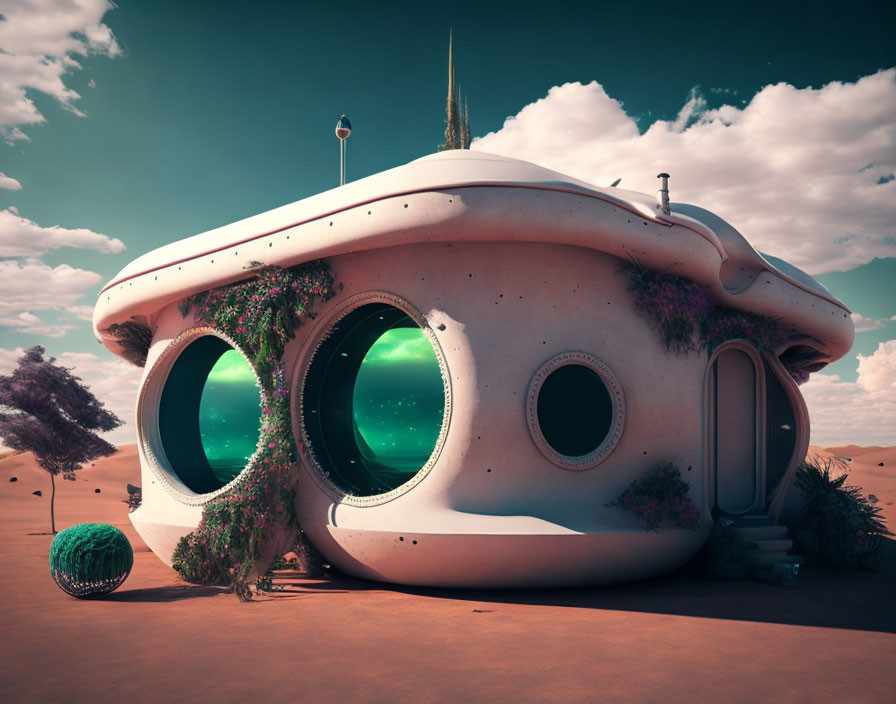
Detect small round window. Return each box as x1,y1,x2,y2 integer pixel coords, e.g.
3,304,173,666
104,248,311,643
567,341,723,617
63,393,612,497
301,300,448,499
526,352,624,469
158,335,262,494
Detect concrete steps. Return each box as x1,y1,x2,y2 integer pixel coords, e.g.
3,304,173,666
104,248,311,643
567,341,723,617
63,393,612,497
730,513,775,527
727,513,804,576
731,524,789,541
751,551,805,569
752,538,795,552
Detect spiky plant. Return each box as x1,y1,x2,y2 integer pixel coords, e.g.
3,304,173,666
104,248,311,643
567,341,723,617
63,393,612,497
792,457,891,570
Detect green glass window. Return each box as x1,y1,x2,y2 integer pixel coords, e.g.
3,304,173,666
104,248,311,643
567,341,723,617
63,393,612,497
302,303,446,497
537,363,612,457
159,336,261,494
199,350,262,483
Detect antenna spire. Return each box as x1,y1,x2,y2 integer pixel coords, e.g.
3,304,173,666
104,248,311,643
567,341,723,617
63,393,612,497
447,28,453,98
439,29,465,151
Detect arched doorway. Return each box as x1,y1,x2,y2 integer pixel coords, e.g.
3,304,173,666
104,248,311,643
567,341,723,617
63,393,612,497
707,343,764,515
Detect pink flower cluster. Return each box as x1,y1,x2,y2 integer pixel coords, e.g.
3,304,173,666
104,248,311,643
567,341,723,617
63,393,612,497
627,264,710,354
625,261,796,361
612,463,700,532
172,261,335,599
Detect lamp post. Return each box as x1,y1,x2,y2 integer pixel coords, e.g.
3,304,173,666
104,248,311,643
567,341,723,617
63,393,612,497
336,114,351,186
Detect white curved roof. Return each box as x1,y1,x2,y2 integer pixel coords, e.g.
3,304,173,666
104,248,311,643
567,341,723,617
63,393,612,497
94,150,854,362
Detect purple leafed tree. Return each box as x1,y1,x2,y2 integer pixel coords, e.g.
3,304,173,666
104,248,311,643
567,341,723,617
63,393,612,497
0,347,122,534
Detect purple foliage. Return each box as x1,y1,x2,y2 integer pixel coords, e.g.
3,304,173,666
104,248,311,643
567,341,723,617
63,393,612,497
624,261,796,361
699,307,791,354
0,347,122,532
787,368,812,386
625,262,711,354
0,347,121,477
778,345,825,386
611,463,700,532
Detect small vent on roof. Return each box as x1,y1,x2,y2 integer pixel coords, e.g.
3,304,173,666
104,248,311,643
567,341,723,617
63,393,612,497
657,173,671,216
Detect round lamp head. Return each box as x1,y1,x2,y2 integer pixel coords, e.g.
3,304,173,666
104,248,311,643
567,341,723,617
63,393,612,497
335,114,351,140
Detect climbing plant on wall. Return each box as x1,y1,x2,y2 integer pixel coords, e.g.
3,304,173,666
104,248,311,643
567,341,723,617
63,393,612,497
106,320,153,367
623,261,803,381
624,262,712,355
171,261,334,600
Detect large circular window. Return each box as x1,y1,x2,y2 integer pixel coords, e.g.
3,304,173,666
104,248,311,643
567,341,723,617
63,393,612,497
157,335,262,494
526,352,624,469
301,299,448,499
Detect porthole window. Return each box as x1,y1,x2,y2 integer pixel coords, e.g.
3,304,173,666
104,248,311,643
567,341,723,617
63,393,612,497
157,335,262,494
300,298,449,501
526,352,624,469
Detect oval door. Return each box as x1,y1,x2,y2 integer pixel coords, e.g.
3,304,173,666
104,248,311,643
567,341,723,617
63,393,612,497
713,348,758,514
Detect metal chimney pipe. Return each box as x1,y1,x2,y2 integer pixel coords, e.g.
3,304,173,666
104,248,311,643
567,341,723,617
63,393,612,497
657,172,670,215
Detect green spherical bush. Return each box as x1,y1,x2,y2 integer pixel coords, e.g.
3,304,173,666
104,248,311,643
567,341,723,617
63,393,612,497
49,523,133,598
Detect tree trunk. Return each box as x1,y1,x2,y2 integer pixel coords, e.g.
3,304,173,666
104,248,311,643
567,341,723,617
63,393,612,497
50,473,56,535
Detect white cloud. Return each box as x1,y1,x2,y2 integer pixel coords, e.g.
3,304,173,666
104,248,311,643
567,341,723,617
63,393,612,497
0,346,25,372
473,70,896,275
0,311,75,337
0,0,121,143
803,340,896,446
671,87,708,133
0,171,22,190
0,207,125,256
0,207,120,339
0,259,101,337
0,346,141,448
857,340,896,394
850,312,890,333
65,304,95,321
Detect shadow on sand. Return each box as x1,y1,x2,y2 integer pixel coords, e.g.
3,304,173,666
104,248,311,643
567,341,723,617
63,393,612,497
288,538,896,635
106,541,896,633
106,584,230,602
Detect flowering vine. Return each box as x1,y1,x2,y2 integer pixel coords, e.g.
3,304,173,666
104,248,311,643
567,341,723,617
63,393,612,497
623,261,807,382
624,262,712,355
610,463,700,532
171,261,334,600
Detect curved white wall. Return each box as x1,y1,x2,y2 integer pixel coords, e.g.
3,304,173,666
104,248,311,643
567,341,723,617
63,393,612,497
289,242,711,586
131,241,714,585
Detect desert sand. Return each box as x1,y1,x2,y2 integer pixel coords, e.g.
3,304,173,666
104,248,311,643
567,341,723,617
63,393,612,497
1,445,894,704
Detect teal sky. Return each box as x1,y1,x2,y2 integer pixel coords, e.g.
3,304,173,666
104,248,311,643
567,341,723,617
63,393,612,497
815,259,896,381
0,0,893,445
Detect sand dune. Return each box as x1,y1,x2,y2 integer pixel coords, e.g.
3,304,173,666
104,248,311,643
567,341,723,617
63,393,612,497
1,445,894,703
802,445,896,511
0,445,144,542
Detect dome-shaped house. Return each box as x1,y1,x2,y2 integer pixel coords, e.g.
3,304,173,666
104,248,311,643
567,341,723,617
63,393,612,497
93,151,854,587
